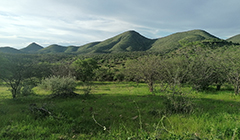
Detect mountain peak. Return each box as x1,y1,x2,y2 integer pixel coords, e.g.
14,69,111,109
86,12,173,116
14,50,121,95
21,42,43,53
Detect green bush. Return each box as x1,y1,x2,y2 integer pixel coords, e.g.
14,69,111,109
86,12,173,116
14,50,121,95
20,85,35,96
163,92,194,114
39,75,77,96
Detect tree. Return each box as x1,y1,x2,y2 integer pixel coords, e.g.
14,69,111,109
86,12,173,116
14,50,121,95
71,58,99,82
125,55,161,93
221,50,240,95
186,54,215,90
160,56,190,93
0,55,34,98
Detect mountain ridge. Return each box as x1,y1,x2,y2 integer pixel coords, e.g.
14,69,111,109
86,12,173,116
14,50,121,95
227,34,240,43
20,42,44,53
1,29,239,54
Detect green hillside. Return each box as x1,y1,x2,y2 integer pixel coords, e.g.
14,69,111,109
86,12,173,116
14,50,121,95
38,44,67,54
77,42,101,54
0,47,22,54
77,30,155,54
20,42,43,53
64,46,79,53
227,34,240,44
149,29,220,53
1,29,239,55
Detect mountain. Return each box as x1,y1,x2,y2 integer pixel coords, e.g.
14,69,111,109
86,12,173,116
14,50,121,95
227,34,240,44
0,29,236,55
21,42,43,53
38,44,67,54
149,29,220,53
0,47,22,54
77,42,101,54
77,30,155,54
65,46,79,53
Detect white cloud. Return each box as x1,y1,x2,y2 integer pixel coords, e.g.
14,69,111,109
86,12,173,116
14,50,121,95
0,0,240,48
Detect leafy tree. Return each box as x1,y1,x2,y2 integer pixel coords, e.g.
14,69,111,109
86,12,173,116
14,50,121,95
221,50,240,95
71,58,99,82
125,55,161,93
186,54,215,90
94,67,114,81
0,55,34,98
160,56,190,92
51,62,72,77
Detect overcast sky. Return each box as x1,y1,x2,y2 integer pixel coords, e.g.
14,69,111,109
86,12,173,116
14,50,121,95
1,0,240,49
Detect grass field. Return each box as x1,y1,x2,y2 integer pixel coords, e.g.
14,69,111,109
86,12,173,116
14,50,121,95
1,82,240,139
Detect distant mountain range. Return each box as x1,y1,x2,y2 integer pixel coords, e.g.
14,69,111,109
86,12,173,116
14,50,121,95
1,29,240,54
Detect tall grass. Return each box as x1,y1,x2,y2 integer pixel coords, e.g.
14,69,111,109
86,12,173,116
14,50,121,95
0,82,240,139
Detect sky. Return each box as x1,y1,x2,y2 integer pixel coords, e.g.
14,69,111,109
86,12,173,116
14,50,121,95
1,0,240,49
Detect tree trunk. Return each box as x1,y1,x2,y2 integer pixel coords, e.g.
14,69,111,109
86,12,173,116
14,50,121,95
148,81,154,93
235,74,239,95
216,85,221,91
12,89,17,98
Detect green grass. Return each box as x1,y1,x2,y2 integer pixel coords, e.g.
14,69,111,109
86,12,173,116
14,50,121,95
1,82,240,139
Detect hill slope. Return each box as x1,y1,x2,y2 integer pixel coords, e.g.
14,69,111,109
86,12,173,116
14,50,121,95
38,44,67,54
64,46,79,53
21,42,43,53
77,30,155,54
0,29,236,55
227,34,240,44
0,47,22,54
149,29,220,53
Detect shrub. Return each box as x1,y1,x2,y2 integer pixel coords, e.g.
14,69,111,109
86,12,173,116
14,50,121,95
163,92,194,114
20,85,35,96
40,75,77,97
19,79,37,96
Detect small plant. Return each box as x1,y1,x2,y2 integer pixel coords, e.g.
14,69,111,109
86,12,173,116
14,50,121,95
163,92,194,114
29,103,52,119
20,84,35,96
82,82,92,95
39,75,77,97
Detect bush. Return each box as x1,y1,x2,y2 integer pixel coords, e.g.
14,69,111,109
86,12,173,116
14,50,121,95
19,79,37,96
40,75,77,97
20,85,35,96
163,92,194,114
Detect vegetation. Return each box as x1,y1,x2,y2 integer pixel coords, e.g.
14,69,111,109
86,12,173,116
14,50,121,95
227,34,240,44
0,82,240,139
1,29,240,139
39,75,77,97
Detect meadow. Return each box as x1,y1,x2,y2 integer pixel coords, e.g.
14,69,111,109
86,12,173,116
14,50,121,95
1,82,240,139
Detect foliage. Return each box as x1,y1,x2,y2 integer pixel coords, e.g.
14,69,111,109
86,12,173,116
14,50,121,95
125,55,162,92
0,55,35,98
160,56,190,92
221,49,240,95
0,82,240,139
19,80,36,97
227,34,240,44
38,44,67,54
163,92,194,114
71,58,99,82
39,75,77,96
149,29,219,53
